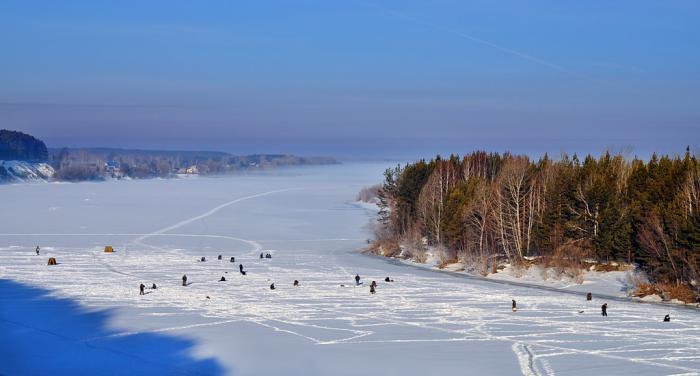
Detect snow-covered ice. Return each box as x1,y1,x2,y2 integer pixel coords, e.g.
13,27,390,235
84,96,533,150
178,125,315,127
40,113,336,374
1,164,699,375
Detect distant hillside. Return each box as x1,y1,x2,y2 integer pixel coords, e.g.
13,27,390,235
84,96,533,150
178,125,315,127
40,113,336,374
0,160,54,183
0,129,48,162
47,147,338,181
0,131,337,183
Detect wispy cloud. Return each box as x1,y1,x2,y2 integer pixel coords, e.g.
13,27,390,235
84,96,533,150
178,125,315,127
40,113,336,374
369,3,577,76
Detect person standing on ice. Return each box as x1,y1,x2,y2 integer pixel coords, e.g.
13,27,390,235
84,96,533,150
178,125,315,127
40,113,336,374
35,246,40,255
182,274,188,286
512,299,517,312
601,303,608,317
139,283,145,295
355,274,361,285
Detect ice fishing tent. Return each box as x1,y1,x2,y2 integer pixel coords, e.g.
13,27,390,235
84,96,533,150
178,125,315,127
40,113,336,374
104,246,113,253
47,257,57,265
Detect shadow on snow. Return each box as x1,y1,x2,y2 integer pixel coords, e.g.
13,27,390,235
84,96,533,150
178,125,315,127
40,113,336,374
0,279,225,376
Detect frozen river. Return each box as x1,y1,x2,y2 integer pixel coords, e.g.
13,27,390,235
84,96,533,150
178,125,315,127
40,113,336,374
1,163,699,375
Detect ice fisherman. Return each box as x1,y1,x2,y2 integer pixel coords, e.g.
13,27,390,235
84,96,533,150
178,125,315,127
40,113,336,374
182,274,188,286
601,303,608,317
355,274,361,285
139,283,145,295
270,283,276,290
370,285,376,294
664,314,671,322
35,246,40,255
220,276,226,282
512,299,517,312
293,280,299,287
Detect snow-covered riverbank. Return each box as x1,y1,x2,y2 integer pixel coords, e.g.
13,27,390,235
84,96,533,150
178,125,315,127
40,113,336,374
0,160,54,183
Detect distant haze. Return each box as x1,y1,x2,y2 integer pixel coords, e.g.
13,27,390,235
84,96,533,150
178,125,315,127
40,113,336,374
1,1,698,160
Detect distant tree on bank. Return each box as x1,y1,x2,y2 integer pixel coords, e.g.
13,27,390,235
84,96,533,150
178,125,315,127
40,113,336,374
0,129,48,161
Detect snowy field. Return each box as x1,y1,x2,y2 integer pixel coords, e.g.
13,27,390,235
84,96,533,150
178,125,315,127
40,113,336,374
1,163,699,376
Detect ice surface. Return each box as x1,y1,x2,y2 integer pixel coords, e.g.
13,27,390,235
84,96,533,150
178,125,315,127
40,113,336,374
1,164,699,375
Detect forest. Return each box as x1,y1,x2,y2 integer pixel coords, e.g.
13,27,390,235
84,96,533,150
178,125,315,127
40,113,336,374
372,150,700,296
0,129,48,161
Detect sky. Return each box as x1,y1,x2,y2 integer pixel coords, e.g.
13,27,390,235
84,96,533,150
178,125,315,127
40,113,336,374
1,0,698,159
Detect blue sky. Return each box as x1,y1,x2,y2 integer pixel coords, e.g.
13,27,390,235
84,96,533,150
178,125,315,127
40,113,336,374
1,0,698,159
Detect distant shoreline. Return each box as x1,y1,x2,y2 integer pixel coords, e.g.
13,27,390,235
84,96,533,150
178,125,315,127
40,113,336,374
1,148,339,184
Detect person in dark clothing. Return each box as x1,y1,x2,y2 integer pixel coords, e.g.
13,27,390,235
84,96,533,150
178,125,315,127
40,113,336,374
239,264,244,273
293,280,299,286
260,253,264,259
182,274,188,286
586,292,592,301
370,281,377,289
230,256,235,263
140,283,145,295
270,283,276,290
355,274,361,285
384,277,394,282
663,314,671,322
601,303,608,317
266,253,271,259
512,299,517,312
370,285,376,294
218,255,222,260
35,246,40,255
220,276,226,282
151,283,157,289
200,256,206,262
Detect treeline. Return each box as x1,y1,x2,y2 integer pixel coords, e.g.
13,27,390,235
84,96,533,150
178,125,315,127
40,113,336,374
0,129,48,161
374,150,700,290
49,148,338,181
